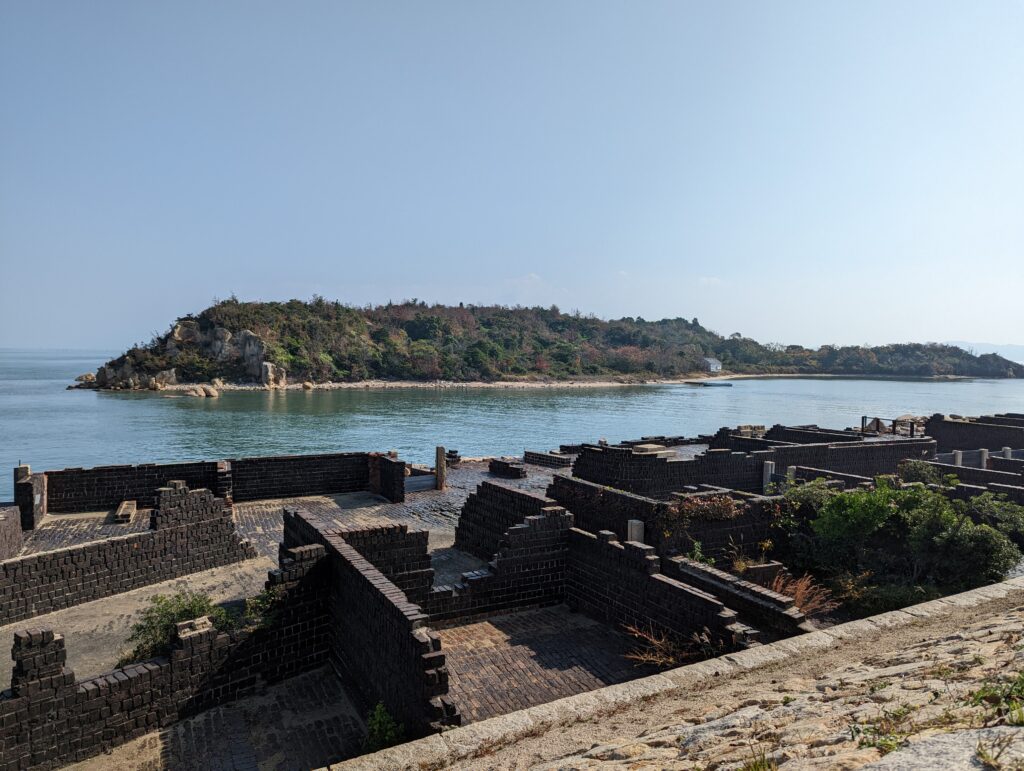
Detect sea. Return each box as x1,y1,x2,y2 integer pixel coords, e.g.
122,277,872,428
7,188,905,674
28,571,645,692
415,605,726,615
2,348,1024,500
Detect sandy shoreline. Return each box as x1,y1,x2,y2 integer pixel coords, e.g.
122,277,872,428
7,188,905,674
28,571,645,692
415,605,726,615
110,370,977,395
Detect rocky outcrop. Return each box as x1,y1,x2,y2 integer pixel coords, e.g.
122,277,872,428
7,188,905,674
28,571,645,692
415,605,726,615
261,361,287,388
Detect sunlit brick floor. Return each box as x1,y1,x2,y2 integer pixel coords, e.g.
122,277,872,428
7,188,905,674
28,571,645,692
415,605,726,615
438,605,655,723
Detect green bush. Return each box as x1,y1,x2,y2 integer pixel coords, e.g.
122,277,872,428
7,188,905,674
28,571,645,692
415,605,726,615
119,590,235,665
363,702,404,753
899,460,943,485
777,480,1022,615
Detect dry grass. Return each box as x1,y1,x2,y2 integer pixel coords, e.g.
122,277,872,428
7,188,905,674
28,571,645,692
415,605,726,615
769,572,840,617
622,624,723,668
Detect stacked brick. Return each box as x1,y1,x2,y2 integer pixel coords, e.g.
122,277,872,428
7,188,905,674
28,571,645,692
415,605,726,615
13,468,45,530
665,492,777,559
453,481,566,561
323,534,459,734
0,483,256,624
0,505,22,560
44,461,221,512
0,545,333,770
546,474,670,545
565,529,754,647
572,439,936,498
367,453,406,503
488,458,527,478
764,425,863,444
523,450,574,468
925,414,1024,452
428,508,572,623
918,461,1022,487
230,452,370,501
663,557,813,637
989,457,1024,475
791,467,873,488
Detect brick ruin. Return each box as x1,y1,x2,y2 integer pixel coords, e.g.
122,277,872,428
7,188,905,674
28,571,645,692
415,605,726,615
3,415,1024,768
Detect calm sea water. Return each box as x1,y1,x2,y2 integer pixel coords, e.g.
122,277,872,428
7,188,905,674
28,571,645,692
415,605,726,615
2,348,1024,501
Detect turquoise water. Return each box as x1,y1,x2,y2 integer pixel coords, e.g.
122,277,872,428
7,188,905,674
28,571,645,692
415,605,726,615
2,348,1024,501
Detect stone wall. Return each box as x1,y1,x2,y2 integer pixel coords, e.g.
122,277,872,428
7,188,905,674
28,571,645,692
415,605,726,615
0,544,328,770
231,452,370,501
565,529,752,646
925,414,1024,452
453,481,564,562
0,483,256,623
0,505,22,560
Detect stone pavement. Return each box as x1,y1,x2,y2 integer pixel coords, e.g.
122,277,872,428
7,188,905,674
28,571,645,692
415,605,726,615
438,606,653,723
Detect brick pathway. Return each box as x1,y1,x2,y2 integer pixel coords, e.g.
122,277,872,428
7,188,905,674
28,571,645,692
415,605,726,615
438,605,654,723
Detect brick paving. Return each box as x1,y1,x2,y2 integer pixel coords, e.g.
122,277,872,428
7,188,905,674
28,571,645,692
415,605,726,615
438,605,654,723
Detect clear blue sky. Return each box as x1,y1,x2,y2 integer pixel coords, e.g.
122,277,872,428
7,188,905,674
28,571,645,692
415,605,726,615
2,1,1022,350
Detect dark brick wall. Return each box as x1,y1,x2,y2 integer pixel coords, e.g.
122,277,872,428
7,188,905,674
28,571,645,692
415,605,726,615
546,474,670,545
920,461,1022,487
44,461,221,512
231,453,369,501
565,529,751,646
0,484,256,623
367,454,406,503
791,467,874,488
666,493,778,560
925,414,1024,452
453,481,564,561
767,439,936,480
488,458,527,478
764,425,863,444
709,429,793,451
280,509,458,734
0,505,22,560
523,450,574,468
989,456,1024,475
427,507,572,624
662,557,812,637
0,545,329,770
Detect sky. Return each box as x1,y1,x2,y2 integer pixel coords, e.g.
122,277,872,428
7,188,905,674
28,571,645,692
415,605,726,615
2,1,1023,351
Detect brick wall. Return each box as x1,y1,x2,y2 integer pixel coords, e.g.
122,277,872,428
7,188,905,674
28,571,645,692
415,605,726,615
662,557,812,637
989,457,1024,475
231,453,369,501
368,454,406,503
0,483,256,623
764,425,863,444
279,508,458,734
523,450,574,468
925,414,1024,452
546,474,671,545
427,507,572,624
565,529,752,646
0,505,22,560
320,533,458,735
791,467,874,488
43,461,222,512
920,461,1022,487
572,440,935,500
0,544,329,770
453,481,565,561
665,493,778,560
13,468,45,529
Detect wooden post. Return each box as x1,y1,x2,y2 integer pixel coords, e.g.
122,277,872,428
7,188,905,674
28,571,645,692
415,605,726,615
435,446,447,490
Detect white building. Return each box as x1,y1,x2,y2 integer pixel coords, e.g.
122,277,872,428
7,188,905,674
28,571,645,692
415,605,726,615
703,357,723,373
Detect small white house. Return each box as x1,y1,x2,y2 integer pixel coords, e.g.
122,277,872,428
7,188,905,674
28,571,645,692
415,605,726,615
703,357,723,373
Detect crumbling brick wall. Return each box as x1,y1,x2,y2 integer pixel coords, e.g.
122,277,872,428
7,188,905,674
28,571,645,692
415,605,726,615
0,483,256,623
565,529,750,646
546,474,671,545
453,481,564,561
764,425,863,444
662,556,812,637
919,461,1022,487
427,507,572,623
43,461,223,512
0,545,330,770
13,467,46,529
0,505,22,560
367,453,406,503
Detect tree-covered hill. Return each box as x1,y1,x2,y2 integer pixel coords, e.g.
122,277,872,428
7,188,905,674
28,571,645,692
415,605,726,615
93,297,1024,386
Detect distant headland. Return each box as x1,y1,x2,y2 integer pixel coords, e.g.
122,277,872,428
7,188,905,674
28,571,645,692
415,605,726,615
73,298,1024,391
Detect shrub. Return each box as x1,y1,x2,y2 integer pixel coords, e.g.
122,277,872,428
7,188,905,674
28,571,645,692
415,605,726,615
899,460,942,485
768,573,840,617
118,590,235,666
363,702,404,753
